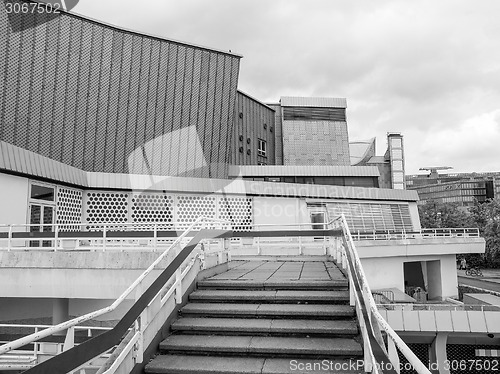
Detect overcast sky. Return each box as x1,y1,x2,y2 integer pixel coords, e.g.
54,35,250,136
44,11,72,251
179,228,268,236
73,0,500,175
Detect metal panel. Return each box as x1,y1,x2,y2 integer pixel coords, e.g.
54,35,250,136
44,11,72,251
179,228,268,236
114,33,133,174
124,35,142,174
434,311,453,332
451,310,470,332
135,37,151,175
280,96,347,108
386,310,404,331
466,311,487,333
484,311,500,334
153,42,169,176
417,311,436,332
93,27,114,172
402,310,420,331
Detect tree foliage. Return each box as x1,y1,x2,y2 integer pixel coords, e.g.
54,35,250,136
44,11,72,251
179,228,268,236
418,199,500,268
418,201,473,229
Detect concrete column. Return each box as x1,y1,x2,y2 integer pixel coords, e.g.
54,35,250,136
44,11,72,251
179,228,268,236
430,333,449,374
52,298,69,325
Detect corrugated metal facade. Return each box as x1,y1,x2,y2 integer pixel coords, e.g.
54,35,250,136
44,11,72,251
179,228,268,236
0,1,240,179
267,103,284,165
231,91,275,166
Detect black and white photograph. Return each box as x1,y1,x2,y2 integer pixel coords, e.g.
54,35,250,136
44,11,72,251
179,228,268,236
0,1,499,373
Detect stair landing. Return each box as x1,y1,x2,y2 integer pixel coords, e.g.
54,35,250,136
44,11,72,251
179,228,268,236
145,260,362,374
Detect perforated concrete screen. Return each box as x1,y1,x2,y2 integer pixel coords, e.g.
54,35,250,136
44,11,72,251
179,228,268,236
56,187,82,231
131,194,174,229
82,191,253,230
218,197,253,231
176,195,217,224
327,202,413,231
84,192,129,229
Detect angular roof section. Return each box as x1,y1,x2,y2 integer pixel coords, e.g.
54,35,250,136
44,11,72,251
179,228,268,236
0,141,418,202
237,90,276,111
66,7,242,58
280,97,347,108
229,165,380,177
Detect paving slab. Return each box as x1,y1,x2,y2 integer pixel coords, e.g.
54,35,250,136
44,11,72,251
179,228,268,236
248,336,362,356
160,335,362,357
172,317,272,333
145,355,265,374
181,303,259,316
269,319,358,335
262,358,364,374
189,289,349,304
160,334,252,354
255,304,355,318
171,317,357,335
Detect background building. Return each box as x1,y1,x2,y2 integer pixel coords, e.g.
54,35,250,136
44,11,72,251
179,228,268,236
406,171,498,206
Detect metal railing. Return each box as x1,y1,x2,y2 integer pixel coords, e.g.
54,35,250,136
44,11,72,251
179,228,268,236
351,227,480,241
332,214,432,374
0,223,480,252
0,324,112,370
0,221,224,251
0,216,232,373
0,216,456,373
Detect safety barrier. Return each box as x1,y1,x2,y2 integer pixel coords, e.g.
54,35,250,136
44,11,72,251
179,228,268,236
0,217,232,373
0,216,448,373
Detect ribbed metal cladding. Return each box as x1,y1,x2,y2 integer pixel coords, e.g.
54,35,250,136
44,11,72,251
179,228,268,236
283,107,346,122
230,91,275,166
0,0,241,179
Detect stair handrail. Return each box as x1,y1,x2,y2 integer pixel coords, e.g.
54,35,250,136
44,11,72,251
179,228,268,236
0,216,231,359
332,214,432,374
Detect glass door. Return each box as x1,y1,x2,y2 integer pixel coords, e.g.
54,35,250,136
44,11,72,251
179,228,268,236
29,204,54,247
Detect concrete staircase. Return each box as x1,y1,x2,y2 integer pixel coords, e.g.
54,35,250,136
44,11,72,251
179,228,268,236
145,261,363,374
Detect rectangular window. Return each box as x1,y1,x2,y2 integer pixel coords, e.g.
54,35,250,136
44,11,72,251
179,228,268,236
30,184,55,202
258,139,267,156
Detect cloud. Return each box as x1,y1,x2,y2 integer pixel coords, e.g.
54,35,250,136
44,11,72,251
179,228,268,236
74,0,500,175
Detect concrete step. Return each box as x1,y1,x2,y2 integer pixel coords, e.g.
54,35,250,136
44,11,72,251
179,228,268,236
171,317,358,336
189,289,350,304
197,279,348,290
145,354,364,374
180,303,355,319
159,334,363,358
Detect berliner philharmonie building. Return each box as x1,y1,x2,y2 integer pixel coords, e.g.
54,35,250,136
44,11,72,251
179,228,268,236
0,2,494,374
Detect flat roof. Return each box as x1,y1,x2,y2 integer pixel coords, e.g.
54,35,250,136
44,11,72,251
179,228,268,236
229,165,380,178
280,97,347,108
0,141,418,202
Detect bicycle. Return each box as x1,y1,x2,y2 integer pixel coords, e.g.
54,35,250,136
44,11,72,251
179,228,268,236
465,267,483,277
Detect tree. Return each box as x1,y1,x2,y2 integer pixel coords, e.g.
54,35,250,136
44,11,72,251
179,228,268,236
469,198,500,267
418,201,473,229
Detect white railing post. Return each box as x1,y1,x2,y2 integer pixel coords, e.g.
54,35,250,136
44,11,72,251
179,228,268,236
7,224,12,251
54,224,59,252
388,338,401,374
153,223,158,252
298,236,302,255
63,326,75,352
102,225,107,252
175,244,182,304
257,236,261,255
